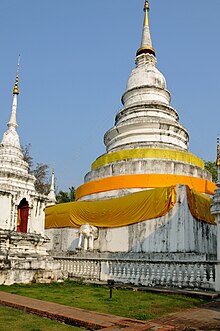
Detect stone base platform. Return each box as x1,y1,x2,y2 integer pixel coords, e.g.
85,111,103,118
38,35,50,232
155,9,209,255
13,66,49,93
0,229,67,285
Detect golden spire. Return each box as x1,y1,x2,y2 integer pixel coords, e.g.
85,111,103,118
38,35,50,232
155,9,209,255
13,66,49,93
143,0,149,26
136,1,156,57
13,55,20,95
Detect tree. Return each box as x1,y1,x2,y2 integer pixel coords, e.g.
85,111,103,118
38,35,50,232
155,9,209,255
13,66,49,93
56,191,70,204
69,186,76,202
204,161,218,183
31,163,50,194
56,187,76,204
22,143,33,170
22,144,50,195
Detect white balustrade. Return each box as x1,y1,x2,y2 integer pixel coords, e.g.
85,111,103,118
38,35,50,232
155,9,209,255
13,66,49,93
54,257,216,291
55,258,101,280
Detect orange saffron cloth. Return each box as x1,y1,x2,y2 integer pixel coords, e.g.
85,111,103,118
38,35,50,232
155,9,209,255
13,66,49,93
76,174,216,200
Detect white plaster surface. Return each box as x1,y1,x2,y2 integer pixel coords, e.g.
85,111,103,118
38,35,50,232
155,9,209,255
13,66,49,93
84,159,211,186
0,194,12,230
46,227,79,252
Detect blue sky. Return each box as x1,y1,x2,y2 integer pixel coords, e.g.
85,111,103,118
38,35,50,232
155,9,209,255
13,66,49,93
0,0,219,191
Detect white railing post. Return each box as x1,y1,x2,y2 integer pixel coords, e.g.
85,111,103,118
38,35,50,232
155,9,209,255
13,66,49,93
210,181,220,291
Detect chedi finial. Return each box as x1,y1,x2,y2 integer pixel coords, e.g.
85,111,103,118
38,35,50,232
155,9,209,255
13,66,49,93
47,167,56,204
1,56,22,148
13,55,20,95
144,1,149,25
136,0,156,57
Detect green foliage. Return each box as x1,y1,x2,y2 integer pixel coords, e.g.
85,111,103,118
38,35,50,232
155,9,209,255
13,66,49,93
204,161,218,182
22,144,50,195
22,144,76,198
56,191,70,204
69,186,76,201
56,186,76,204
22,143,33,170
0,305,82,331
0,280,207,322
31,163,50,194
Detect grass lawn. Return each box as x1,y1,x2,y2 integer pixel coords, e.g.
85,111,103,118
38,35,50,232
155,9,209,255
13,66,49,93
0,305,85,331
0,280,209,322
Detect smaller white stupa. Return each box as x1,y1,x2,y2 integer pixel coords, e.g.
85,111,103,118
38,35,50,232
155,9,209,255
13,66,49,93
0,56,56,233
0,57,61,285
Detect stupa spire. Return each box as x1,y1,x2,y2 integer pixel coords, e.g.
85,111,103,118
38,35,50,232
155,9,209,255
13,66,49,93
13,55,20,95
47,168,56,204
8,55,20,129
136,1,156,57
1,56,21,149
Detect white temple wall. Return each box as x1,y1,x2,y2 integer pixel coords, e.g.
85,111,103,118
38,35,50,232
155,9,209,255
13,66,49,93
29,199,46,235
98,227,129,252
46,227,79,252
0,193,12,230
0,191,49,236
29,200,38,233
84,159,211,185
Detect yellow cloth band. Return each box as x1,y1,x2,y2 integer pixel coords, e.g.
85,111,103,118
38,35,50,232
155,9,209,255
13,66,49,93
92,149,204,171
76,174,216,200
186,186,215,225
45,186,176,229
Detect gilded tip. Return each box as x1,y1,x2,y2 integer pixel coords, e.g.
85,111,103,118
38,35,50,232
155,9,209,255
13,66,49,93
17,54,20,69
143,1,150,27
144,1,149,12
13,55,20,95
136,0,155,57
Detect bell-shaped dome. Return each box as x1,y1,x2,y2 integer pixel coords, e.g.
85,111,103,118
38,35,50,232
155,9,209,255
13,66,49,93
126,54,167,92
122,54,170,107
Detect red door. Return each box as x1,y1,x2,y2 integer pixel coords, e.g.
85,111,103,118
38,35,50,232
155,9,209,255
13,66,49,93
17,199,29,233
